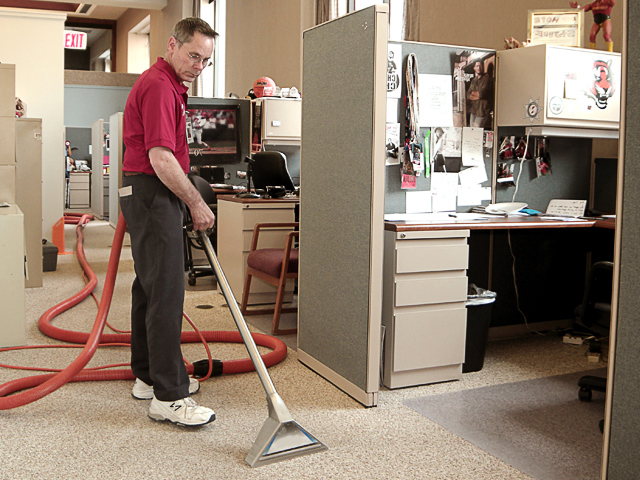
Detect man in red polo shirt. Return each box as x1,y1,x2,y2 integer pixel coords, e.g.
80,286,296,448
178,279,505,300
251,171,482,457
120,17,217,427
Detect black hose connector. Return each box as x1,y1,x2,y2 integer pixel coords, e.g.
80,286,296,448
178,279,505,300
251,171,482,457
192,359,224,378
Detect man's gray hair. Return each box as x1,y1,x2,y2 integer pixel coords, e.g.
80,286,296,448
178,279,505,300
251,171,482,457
170,17,218,44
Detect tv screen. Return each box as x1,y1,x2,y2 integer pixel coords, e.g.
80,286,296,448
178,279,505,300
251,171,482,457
186,105,239,164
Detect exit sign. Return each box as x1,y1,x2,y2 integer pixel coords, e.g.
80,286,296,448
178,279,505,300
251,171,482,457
64,30,87,50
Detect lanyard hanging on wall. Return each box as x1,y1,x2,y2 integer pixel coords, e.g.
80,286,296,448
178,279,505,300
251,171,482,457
405,53,419,144
402,53,426,181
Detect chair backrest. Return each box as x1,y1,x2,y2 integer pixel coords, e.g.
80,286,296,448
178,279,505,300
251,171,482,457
251,151,295,192
189,173,217,205
579,261,614,335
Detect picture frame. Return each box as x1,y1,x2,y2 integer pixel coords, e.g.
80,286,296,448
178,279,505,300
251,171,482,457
528,9,584,48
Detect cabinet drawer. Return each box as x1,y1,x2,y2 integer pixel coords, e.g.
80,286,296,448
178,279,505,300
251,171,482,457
396,242,468,273
392,308,466,372
395,275,467,307
69,190,89,206
241,207,294,229
69,174,90,185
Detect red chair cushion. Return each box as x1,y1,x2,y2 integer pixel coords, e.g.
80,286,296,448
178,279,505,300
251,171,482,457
247,248,299,278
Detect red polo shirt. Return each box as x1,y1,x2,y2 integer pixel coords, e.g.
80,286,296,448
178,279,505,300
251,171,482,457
122,57,190,174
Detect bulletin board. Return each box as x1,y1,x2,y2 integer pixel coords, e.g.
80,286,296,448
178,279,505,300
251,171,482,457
384,41,496,215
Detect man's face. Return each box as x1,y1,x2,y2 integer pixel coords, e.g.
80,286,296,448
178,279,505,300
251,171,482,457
168,32,214,84
474,62,484,75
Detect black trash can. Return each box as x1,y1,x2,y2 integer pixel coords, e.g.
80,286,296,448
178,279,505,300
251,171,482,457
42,240,59,272
462,284,496,373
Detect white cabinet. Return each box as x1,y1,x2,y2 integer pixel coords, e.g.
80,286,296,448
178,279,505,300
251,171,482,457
497,44,621,133
251,97,301,147
0,204,26,347
217,197,297,304
382,229,470,388
68,172,90,208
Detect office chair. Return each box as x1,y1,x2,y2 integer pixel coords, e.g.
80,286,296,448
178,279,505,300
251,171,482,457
251,151,296,193
576,261,613,429
240,222,299,335
183,173,218,286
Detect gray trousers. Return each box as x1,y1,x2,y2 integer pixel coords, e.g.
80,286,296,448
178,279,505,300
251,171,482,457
120,174,190,401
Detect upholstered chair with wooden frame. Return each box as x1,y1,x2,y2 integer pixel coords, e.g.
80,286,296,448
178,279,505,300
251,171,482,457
240,222,299,335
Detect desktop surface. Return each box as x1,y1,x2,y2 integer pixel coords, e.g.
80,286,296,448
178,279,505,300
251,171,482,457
385,214,597,232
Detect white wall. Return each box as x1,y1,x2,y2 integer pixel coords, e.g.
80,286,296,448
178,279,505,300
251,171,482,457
0,8,66,241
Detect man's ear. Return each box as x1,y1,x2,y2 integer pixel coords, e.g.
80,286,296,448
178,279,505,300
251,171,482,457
167,36,179,53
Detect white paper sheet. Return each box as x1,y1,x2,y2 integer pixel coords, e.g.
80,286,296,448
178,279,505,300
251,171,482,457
386,98,398,123
462,127,484,166
406,190,433,213
387,43,402,99
546,199,587,216
430,172,459,191
432,191,457,212
441,127,462,157
418,74,454,127
385,123,401,166
457,185,491,205
458,166,488,185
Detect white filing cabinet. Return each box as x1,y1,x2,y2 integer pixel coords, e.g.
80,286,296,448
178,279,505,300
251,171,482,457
68,172,90,208
217,196,297,304
251,97,301,147
0,204,26,347
382,228,470,388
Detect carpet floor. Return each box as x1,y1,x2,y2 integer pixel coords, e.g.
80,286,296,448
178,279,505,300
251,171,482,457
0,220,608,479
404,368,607,480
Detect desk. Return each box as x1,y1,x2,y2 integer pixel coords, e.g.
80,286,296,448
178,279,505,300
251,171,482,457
217,196,298,304
382,215,603,389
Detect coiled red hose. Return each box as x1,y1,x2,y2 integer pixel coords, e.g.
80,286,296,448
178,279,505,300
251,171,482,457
0,213,287,409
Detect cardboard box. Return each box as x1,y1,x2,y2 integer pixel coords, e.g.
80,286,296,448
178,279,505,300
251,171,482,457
0,64,16,117
0,164,16,203
0,116,16,164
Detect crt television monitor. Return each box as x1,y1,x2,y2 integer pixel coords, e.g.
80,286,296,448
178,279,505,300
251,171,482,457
186,97,251,167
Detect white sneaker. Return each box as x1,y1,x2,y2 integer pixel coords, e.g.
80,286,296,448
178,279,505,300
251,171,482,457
132,378,200,400
148,396,215,427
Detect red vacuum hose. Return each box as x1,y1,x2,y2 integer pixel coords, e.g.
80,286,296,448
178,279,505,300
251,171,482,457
0,213,287,409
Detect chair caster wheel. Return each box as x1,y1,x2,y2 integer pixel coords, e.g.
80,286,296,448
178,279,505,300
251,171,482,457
188,275,196,286
579,386,592,402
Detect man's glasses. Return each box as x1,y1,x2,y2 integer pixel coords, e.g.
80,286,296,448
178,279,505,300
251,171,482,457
179,43,212,68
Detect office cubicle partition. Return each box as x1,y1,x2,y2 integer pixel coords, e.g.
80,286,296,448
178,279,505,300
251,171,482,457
605,3,640,476
299,5,388,406
108,112,123,229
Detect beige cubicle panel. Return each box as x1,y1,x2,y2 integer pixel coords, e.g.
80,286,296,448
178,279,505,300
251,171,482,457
91,118,105,219
15,117,42,287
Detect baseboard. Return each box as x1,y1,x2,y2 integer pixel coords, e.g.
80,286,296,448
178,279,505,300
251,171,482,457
297,349,378,407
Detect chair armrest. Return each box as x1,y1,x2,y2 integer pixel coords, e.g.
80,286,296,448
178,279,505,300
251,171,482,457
249,222,299,252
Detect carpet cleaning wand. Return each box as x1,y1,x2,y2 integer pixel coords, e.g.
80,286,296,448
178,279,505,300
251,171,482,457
195,229,327,467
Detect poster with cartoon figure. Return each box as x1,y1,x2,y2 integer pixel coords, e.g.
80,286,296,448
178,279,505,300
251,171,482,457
387,44,402,98
546,48,621,123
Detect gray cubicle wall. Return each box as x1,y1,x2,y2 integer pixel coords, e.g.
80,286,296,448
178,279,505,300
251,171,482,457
385,42,495,214
64,84,131,128
495,129,592,212
606,3,640,476
299,5,387,406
